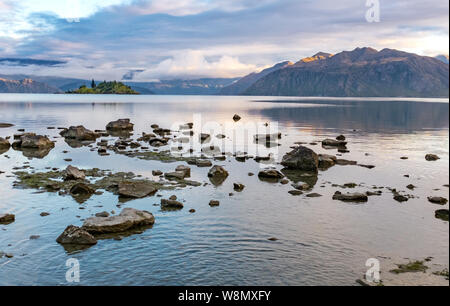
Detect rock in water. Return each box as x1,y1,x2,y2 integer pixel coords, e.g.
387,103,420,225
209,200,220,207
56,225,97,245
332,191,368,203
70,183,94,196
322,139,348,147
208,165,229,186
281,146,319,172
428,197,448,205
118,181,158,198
175,165,191,177
0,213,15,224
258,169,284,181
0,137,10,149
60,126,100,141
318,154,337,169
233,183,245,192
106,119,134,131
161,199,184,209
64,165,86,181
82,208,155,234
233,114,241,121
12,133,55,149
425,154,440,161
435,209,449,221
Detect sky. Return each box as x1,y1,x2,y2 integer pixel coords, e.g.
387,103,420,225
0,0,449,81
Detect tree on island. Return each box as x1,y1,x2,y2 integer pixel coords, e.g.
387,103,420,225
91,79,96,88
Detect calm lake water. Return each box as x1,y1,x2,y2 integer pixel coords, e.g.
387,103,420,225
0,94,449,286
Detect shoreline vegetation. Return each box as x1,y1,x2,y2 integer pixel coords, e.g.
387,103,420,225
66,80,140,95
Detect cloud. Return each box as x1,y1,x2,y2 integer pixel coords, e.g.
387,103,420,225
0,0,448,80
134,50,260,80
0,58,67,66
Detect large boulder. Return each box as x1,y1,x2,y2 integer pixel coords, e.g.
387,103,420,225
64,165,86,181
13,133,55,149
82,208,155,234
118,181,158,198
281,146,319,172
60,126,100,141
56,225,97,245
106,119,134,131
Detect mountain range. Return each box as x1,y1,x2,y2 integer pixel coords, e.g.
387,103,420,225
236,48,449,97
0,48,448,97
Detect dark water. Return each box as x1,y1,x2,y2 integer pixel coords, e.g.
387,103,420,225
0,95,448,286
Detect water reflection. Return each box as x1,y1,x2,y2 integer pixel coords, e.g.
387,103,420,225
251,100,449,133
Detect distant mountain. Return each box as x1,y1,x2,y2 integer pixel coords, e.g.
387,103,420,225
125,78,239,95
244,48,449,98
435,55,449,64
0,77,61,93
219,61,293,95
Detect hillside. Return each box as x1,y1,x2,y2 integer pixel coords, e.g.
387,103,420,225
220,61,293,95
244,48,449,97
0,78,61,93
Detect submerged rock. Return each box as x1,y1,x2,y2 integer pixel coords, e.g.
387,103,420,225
106,119,134,131
428,197,448,205
82,208,155,234
281,146,319,172
0,213,15,224
56,225,97,245
60,126,100,141
332,191,368,203
64,165,86,181
196,159,213,167
253,133,282,142
118,181,158,198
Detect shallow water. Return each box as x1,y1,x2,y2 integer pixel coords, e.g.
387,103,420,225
0,94,448,286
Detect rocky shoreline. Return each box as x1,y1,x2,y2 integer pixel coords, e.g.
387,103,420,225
0,117,448,285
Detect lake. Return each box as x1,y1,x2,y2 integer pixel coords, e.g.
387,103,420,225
0,94,449,286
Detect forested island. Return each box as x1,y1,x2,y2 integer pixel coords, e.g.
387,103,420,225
66,80,139,94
